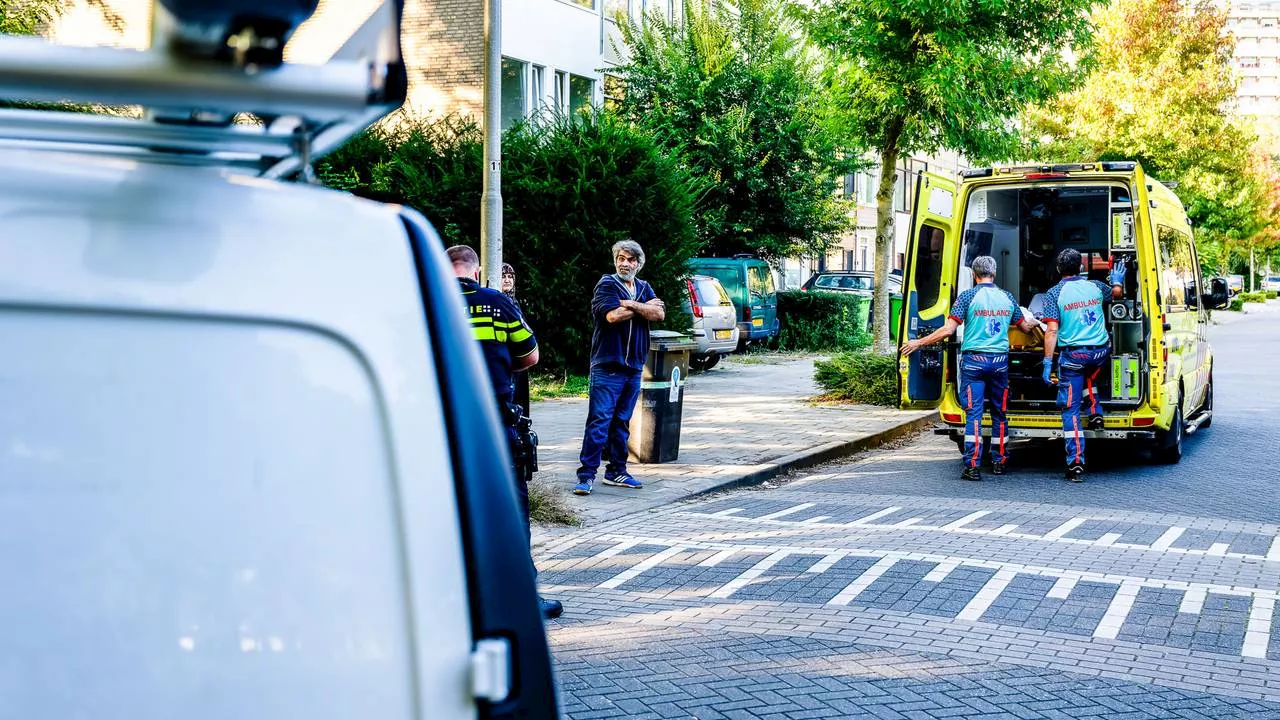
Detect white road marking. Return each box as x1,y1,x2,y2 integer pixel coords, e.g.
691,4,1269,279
846,507,902,526
1094,581,1142,640
542,537,586,557
924,561,959,583
1150,527,1186,551
1243,596,1276,659
757,503,816,521
1180,587,1207,614
686,513,1276,563
1042,518,1087,541
697,549,739,567
1047,576,1078,599
827,557,898,606
940,511,990,531
597,546,688,590
709,550,792,599
806,551,846,574
798,516,831,525
594,539,643,559
1095,533,1123,547
708,508,743,517
956,568,1019,622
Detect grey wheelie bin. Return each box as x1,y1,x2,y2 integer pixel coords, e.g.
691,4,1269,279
627,330,697,463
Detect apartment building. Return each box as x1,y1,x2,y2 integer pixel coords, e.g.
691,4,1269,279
1224,1,1280,148
45,0,668,123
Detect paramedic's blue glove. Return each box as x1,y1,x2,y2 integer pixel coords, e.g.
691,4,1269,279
1041,358,1055,386
1109,257,1127,288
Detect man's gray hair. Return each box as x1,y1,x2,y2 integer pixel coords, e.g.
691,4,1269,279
970,255,998,279
611,239,645,271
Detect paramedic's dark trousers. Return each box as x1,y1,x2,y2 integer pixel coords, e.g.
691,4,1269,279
959,352,1010,469
1057,346,1110,466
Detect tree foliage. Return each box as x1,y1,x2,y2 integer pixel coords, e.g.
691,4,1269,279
612,0,857,262
0,0,59,35
805,0,1104,353
318,112,703,372
1026,0,1280,276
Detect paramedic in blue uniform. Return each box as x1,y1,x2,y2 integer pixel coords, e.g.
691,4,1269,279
901,256,1036,481
449,245,563,619
1040,248,1126,483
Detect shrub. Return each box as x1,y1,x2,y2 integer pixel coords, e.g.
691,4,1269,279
317,112,704,372
1268,290,1278,300
775,290,872,352
1240,291,1267,304
813,351,899,406
1229,297,1244,311
528,479,581,526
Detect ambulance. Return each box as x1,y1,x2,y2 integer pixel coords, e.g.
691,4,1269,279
898,162,1230,463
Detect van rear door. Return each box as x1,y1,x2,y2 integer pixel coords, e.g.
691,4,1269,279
898,171,960,409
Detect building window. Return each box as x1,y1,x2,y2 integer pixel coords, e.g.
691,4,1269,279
603,73,625,112
530,65,545,114
501,57,527,130
842,250,855,270
604,0,627,21
554,70,567,110
569,74,595,113
572,0,595,9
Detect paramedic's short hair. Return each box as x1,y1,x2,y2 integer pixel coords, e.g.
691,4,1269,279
611,239,645,271
447,245,480,270
970,256,997,279
1056,248,1083,277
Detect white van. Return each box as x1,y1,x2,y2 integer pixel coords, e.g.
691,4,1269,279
0,3,558,718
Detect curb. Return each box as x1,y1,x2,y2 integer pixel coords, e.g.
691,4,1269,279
679,411,940,500
530,410,937,550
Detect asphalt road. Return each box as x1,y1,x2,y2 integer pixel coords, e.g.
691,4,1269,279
540,311,1280,719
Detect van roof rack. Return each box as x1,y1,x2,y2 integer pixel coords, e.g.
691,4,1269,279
0,0,405,181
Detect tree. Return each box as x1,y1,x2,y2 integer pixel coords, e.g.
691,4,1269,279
1,0,59,35
612,0,858,263
318,111,704,372
1026,0,1276,280
806,0,1103,353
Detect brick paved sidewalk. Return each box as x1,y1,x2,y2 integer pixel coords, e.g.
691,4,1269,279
530,354,935,539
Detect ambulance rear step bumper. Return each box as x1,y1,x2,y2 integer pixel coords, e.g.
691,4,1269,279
934,425,1157,441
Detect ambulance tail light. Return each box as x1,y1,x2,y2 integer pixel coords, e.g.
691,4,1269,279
942,412,963,424
1133,417,1156,427
1025,173,1068,180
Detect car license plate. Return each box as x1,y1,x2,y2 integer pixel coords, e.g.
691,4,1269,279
752,318,764,327
715,329,732,340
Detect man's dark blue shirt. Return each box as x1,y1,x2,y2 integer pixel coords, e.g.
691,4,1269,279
589,273,655,371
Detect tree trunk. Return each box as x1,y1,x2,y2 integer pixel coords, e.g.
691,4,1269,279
871,123,902,355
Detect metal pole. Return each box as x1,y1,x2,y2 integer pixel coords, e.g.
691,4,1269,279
480,0,503,289
1251,247,1256,293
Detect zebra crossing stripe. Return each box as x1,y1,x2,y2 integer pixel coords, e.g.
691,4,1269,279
697,549,739,567
709,550,792,599
923,561,959,583
1046,576,1077,599
1243,595,1276,659
1042,518,1086,541
846,507,901,526
1179,587,1207,614
956,568,1019,622
597,546,688,590
1095,581,1142,640
806,551,847,574
827,557,897,606
940,511,990,531
594,539,643,559
756,503,815,521
1268,535,1280,562
1150,527,1186,551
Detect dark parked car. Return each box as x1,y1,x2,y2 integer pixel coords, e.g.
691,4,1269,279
801,270,902,295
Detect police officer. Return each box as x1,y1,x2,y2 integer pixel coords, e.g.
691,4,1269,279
1041,248,1126,482
448,245,563,619
902,256,1036,481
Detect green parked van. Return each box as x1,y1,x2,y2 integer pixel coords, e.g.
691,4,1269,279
688,255,780,346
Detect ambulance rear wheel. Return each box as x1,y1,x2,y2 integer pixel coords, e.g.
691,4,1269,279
1152,392,1184,465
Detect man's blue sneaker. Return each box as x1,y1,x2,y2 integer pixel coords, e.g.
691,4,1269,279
602,473,643,489
572,480,593,496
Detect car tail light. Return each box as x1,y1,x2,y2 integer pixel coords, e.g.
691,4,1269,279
942,412,962,424
686,280,703,318
743,305,752,320
1133,417,1155,427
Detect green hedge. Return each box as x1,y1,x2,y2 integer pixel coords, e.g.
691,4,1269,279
1268,290,1278,300
813,351,899,406
1239,291,1268,304
318,112,702,372
1229,297,1245,311
774,291,872,352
